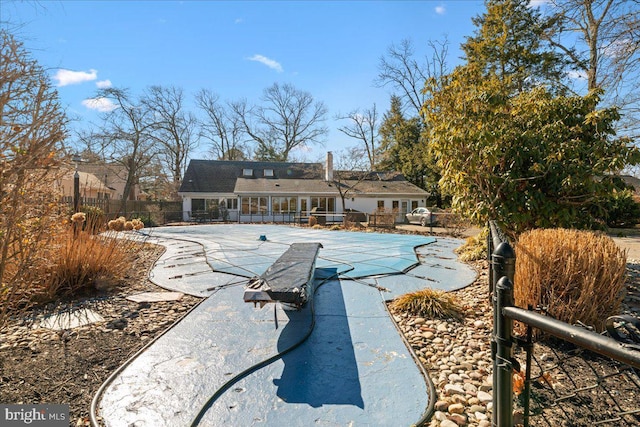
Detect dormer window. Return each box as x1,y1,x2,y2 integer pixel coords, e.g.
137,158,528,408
242,168,253,177
264,169,274,177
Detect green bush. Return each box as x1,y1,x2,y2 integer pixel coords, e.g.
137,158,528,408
455,228,488,262
604,189,640,228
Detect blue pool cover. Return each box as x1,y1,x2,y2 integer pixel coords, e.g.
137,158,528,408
93,224,477,427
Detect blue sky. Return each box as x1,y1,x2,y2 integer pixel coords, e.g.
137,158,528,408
4,0,497,161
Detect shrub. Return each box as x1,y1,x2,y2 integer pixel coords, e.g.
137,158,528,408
107,216,126,231
455,228,488,262
0,31,67,330
308,216,317,227
107,216,145,231
604,189,640,228
32,214,143,301
390,288,464,321
515,228,627,333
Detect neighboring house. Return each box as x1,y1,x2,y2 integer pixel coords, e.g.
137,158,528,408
57,168,116,205
77,163,141,201
178,152,430,223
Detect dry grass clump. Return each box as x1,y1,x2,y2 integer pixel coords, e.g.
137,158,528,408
390,288,464,321
308,216,318,227
107,216,126,231
107,216,144,231
455,228,488,262
32,214,143,302
1,212,144,324
515,228,627,333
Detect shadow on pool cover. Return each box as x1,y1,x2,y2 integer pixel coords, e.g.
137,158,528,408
273,268,365,408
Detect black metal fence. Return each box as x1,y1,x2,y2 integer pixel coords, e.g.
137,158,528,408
488,220,640,426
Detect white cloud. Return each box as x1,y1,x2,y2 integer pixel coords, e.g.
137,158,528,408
81,97,118,112
247,54,283,73
53,68,97,87
603,38,634,59
568,70,588,80
435,5,446,15
528,0,550,8
235,18,243,24
96,79,112,89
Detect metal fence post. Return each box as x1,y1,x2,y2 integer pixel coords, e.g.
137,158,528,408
491,241,516,296
489,231,515,427
493,276,515,427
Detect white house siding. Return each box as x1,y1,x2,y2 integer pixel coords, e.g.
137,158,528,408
181,193,239,222
181,194,426,223
343,196,427,219
178,158,430,224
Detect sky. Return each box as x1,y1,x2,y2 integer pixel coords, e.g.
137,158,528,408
3,0,507,162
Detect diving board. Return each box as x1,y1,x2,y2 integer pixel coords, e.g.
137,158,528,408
244,242,323,308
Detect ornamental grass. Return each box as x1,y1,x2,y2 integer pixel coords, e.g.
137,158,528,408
390,288,464,321
31,214,143,303
515,228,627,334
455,227,488,262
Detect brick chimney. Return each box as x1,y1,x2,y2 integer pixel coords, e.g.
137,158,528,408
325,151,333,181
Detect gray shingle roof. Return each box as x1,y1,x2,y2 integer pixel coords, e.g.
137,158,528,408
178,159,429,197
178,159,323,193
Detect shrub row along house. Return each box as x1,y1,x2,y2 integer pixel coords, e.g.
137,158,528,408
178,152,430,223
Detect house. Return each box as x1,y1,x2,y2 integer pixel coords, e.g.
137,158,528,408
77,162,141,201
177,152,429,223
56,168,116,205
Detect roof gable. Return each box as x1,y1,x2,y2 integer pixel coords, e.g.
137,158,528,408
178,159,428,197
179,160,323,193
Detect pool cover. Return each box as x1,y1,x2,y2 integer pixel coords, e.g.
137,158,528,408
93,224,477,427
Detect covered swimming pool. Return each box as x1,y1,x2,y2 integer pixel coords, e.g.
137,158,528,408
93,224,477,427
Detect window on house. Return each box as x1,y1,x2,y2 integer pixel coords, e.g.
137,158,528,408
263,169,274,177
392,200,399,210
311,197,335,212
221,198,238,210
192,199,205,211
242,168,253,177
411,200,419,210
377,200,385,210
272,196,297,213
240,197,267,214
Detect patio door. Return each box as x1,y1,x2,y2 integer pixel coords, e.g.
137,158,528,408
401,200,409,223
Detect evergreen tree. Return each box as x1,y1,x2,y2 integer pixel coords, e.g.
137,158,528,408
424,0,640,233
462,0,567,94
379,96,442,204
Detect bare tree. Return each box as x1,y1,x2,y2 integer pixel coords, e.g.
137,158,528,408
544,0,640,132
85,87,157,213
376,38,450,118
233,83,328,161
331,148,372,212
195,89,247,160
336,104,380,170
0,30,67,329
142,85,197,192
